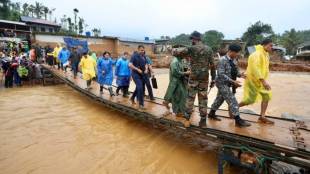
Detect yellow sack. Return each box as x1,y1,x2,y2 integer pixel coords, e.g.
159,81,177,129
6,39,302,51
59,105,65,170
242,45,272,104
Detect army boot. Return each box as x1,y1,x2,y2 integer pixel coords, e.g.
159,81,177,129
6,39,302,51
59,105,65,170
235,116,251,127
208,110,221,121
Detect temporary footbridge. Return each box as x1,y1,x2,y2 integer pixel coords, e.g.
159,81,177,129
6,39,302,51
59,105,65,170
42,65,310,173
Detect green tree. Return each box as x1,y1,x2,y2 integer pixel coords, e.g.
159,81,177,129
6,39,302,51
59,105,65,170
202,30,224,52
92,28,101,37
43,6,49,20
171,33,191,46
34,1,43,18
0,0,11,19
28,4,35,17
280,28,303,55
297,30,310,42
78,17,84,35
60,14,67,29
22,3,29,16
48,8,55,21
67,17,73,32
241,21,274,47
8,2,21,21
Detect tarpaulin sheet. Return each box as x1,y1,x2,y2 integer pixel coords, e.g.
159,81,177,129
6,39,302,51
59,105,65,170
63,37,89,54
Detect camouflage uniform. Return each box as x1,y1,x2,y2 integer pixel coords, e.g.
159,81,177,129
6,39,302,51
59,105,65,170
184,43,216,118
211,55,241,116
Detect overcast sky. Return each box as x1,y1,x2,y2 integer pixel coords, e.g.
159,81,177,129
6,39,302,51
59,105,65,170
16,0,310,40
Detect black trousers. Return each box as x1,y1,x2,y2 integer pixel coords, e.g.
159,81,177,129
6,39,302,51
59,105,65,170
5,75,13,88
116,86,129,94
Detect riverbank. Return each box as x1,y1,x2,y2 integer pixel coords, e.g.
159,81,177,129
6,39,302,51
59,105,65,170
238,60,310,72
151,55,310,72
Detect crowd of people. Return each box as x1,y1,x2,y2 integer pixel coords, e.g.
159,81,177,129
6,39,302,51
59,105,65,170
48,32,274,128
162,31,275,128
1,32,275,129
47,43,155,100
0,45,44,88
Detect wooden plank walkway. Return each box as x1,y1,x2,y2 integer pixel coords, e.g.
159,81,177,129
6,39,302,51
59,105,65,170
41,64,310,167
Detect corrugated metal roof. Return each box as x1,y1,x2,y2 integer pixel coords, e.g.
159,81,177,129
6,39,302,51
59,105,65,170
297,41,310,48
20,16,60,27
118,37,155,44
0,19,27,26
273,46,286,53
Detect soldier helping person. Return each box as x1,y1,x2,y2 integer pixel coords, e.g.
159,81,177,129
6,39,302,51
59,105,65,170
208,44,251,128
182,31,216,123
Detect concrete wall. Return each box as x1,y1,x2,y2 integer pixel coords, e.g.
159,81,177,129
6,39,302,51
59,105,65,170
33,33,154,58
116,41,155,58
87,38,117,57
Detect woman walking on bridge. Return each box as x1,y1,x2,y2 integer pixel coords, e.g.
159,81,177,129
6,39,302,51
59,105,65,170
97,51,116,96
163,48,191,117
115,52,131,97
79,52,96,90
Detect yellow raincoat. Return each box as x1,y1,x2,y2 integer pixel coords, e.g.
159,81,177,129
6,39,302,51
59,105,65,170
53,46,62,63
242,45,272,104
79,56,96,80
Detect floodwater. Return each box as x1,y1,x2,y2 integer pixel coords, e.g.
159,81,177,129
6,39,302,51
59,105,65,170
153,70,310,118
0,85,239,174
0,70,309,174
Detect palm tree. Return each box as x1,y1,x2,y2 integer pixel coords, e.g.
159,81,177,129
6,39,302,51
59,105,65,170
22,3,29,16
60,14,67,29
67,17,73,32
43,6,49,20
92,28,101,37
48,8,55,21
84,23,89,32
28,4,35,17
78,17,84,35
13,2,21,13
73,8,79,33
34,1,43,18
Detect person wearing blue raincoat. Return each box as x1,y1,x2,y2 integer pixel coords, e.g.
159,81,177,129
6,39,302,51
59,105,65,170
58,46,70,72
97,51,116,96
115,52,131,97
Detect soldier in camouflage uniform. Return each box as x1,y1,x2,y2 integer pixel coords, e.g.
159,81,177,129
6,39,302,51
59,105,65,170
208,44,251,127
182,31,216,123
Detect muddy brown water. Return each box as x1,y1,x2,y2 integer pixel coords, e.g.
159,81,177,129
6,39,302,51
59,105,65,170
151,70,310,118
0,70,309,174
0,85,241,174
